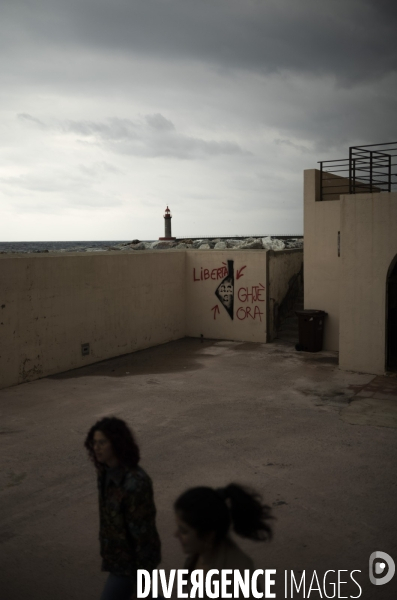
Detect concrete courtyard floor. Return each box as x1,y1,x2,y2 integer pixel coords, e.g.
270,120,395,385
0,337,396,599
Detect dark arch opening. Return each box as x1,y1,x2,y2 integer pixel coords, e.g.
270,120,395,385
386,255,397,371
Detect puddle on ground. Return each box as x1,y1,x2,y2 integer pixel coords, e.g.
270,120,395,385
49,338,213,379
0,429,25,435
233,342,266,352
5,472,27,487
310,355,339,365
0,531,16,544
340,397,397,428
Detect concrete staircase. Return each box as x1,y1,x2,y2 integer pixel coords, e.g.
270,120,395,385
274,289,303,346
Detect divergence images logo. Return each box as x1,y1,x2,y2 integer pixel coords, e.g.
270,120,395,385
369,551,395,586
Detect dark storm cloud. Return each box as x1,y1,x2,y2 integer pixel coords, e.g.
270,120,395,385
274,139,310,154
4,0,397,85
5,0,397,157
17,113,47,129
145,114,175,132
2,0,396,240
63,118,138,141
0,169,122,211
264,77,397,153
22,114,250,159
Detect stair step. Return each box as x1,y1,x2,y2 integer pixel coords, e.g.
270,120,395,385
275,290,304,344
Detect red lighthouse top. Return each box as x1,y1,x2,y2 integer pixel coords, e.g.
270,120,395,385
164,205,172,218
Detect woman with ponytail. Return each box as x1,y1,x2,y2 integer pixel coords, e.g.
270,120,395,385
174,483,273,573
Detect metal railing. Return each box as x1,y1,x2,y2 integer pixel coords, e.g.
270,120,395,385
318,142,397,200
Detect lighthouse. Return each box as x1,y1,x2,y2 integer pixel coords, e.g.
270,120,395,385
159,206,176,240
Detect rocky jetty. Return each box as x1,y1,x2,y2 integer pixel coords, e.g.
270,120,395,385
1,237,302,254
100,236,303,252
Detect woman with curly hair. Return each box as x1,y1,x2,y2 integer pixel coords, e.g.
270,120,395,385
174,484,273,583
85,417,161,600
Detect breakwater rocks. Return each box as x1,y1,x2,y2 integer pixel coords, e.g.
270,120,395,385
0,237,303,254
103,236,303,252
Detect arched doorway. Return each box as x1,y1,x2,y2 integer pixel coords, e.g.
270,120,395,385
386,256,397,371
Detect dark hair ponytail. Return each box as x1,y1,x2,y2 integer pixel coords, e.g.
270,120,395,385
174,483,273,543
218,483,273,541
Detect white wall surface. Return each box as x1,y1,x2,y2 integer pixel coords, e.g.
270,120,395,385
0,251,186,389
339,192,397,374
304,169,341,351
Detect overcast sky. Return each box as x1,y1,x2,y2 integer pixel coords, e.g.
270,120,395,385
1,0,396,241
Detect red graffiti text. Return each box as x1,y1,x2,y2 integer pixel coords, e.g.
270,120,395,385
193,266,228,281
236,306,264,321
237,284,265,303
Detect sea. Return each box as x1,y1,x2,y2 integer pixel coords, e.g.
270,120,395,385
0,241,135,254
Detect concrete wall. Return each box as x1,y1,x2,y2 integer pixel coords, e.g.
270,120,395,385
320,171,351,201
0,248,304,389
0,251,186,389
304,169,341,350
267,249,303,341
321,171,380,201
185,250,268,342
339,192,397,374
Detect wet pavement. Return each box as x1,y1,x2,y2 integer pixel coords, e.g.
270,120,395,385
0,337,396,599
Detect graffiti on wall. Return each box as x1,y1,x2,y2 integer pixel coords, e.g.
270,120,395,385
192,259,265,322
236,283,265,321
193,265,229,281
215,260,234,319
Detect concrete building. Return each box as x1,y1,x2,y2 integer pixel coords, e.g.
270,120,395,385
304,142,397,375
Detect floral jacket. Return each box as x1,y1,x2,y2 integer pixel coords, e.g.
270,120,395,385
97,464,161,576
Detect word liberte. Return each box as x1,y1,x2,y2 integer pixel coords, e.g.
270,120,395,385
137,569,276,599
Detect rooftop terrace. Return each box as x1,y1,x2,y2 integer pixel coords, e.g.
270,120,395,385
1,335,396,599
318,141,397,201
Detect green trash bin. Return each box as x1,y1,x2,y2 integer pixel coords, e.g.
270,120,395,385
295,309,327,352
